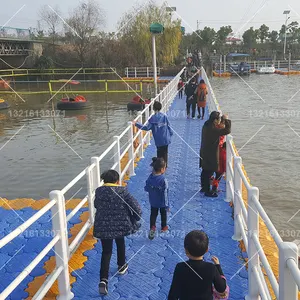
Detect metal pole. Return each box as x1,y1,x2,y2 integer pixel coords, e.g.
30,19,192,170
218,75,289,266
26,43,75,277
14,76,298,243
288,52,291,71
279,242,298,300
50,190,74,300
284,15,288,60
152,34,158,96
225,135,233,202
245,187,260,300
232,157,242,241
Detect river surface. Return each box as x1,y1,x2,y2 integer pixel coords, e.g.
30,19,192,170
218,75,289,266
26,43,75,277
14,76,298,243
211,74,300,241
0,82,157,201
1,76,300,241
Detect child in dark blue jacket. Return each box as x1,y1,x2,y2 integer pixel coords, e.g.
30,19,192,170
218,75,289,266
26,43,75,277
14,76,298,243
145,157,169,240
133,101,173,167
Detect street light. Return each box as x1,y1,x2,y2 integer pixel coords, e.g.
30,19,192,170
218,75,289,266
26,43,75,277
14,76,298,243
150,23,164,96
283,10,291,60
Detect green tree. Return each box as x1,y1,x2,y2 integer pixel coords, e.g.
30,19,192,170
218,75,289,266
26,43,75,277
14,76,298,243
269,30,278,44
215,26,232,52
242,27,258,49
287,21,299,42
259,24,269,43
65,0,105,67
118,2,182,66
200,27,216,49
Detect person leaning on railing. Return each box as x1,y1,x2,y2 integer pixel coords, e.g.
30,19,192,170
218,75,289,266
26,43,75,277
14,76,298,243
200,111,231,198
133,101,173,167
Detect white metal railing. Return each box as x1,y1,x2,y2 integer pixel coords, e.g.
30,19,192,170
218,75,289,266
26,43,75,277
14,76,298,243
202,66,300,300
214,59,300,72
0,68,184,300
125,67,162,78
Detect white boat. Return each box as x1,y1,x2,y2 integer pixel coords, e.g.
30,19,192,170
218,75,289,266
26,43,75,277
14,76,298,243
256,64,275,74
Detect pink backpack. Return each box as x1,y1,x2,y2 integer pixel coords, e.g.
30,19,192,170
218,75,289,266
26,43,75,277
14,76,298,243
212,276,230,300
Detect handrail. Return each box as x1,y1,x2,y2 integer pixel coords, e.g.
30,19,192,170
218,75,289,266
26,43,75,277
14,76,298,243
0,200,56,247
202,65,300,300
0,67,185,300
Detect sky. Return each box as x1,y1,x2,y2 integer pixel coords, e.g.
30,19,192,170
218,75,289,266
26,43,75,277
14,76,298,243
1,0,300,38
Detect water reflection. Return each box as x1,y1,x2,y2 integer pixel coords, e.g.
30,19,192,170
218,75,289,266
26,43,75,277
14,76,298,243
211,74,300,240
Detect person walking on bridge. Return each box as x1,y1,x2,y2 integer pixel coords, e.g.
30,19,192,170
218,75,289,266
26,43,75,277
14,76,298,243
196,79,208,120
178,79,184,99
200,111,231,197
185,77,198,119
133,101,173,167
93,170,142,295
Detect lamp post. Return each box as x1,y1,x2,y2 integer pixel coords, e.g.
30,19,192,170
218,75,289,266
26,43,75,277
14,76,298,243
283,10,290,61
150,23,164,96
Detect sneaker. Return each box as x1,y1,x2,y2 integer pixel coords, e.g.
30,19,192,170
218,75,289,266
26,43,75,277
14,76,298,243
148,227,156,240
197,115,201,119
99,280,108,295
161,226,169,233
187,114,190,119
192,117,195,120
205,191,218,198
118,263,128,275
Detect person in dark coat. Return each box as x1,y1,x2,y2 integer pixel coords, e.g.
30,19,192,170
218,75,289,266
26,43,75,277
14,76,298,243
185,77,198,119
200,111,231,197
93,170,142,295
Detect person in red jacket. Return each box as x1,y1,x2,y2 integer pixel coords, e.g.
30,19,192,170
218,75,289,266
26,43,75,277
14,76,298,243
212,116,227,193
177,79,184,99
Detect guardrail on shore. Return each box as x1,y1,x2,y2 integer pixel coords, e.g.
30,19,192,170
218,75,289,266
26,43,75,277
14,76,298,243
0,68,184,299
214,60,300,73
0,79,170,95
48,79,158,95
202,66,300,300
0,68,117,78
125,67,161,78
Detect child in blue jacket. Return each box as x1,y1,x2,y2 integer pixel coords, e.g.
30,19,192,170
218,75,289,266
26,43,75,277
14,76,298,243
133,101,173,167
145,157,169,240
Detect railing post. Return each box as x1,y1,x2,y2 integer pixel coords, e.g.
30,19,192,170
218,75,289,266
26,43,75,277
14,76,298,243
49,190,74,300
279,242,298,300
128,122,136,176
134,67,137,78
225,135,233,202
137,112,144,159
245,187,260,300
91,157,101,189
145,104,151,146
147,67,149,78
232,156,242,241
86,166,95,224
113,136,122,185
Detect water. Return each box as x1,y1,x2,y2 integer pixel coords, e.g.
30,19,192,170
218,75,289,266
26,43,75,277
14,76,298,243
0,82,157,200
1,76,300,241
211,74,300,241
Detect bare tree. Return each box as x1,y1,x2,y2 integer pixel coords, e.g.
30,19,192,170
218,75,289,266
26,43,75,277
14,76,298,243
39,5,62,46
65,0,105,67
